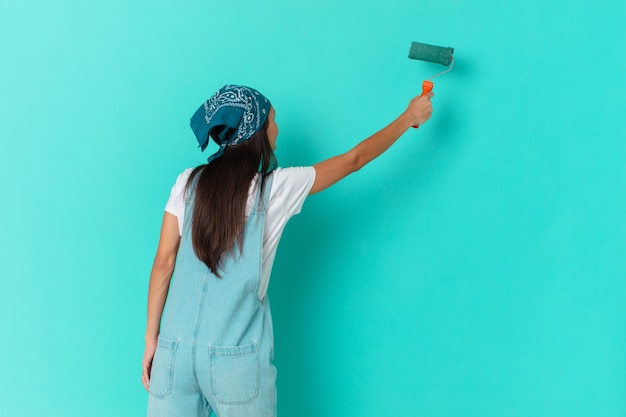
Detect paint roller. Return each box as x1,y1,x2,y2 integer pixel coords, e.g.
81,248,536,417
408,41,455,127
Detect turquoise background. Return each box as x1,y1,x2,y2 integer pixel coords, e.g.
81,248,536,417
1,0,625,415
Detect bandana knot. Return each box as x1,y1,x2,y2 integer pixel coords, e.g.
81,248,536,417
190,85,271,163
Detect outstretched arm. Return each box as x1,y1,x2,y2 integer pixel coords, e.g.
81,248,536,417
309,92,434,195
142,212,180,391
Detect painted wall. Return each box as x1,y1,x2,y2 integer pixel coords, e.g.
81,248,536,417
1,0,624,416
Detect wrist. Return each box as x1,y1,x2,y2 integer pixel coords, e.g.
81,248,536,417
397,111,415,130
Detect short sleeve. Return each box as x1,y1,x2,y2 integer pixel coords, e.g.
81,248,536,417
268,166,316,220
164,168,193,235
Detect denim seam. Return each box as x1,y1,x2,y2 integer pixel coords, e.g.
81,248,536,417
149,338,178,399
191,277,209,387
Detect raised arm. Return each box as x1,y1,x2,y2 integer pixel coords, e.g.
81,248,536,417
142,212,180,390
309,92,434,195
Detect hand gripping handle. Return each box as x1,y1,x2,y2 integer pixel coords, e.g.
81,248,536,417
412,80,434,128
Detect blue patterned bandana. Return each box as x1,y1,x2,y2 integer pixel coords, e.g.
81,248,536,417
189,85,271,164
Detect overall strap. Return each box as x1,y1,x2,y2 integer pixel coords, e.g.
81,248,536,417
252,172,274,215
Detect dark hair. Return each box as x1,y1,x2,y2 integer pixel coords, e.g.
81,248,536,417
185,120,276,276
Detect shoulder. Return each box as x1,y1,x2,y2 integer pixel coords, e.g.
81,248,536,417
169,167,194,197
165,168,194,211
266,166,315,217
271,166,316,190
174,167,194,187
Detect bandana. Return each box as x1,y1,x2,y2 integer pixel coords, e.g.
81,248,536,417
189,85,271,163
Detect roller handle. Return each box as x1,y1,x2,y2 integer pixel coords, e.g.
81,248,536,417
412,80,434,128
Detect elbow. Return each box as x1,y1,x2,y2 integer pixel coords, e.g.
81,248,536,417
348,150,366,172
153,253,176,272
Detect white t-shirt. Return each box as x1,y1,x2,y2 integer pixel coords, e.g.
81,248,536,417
165,166,316,300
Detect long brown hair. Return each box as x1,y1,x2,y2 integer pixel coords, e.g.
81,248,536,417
186,120,276,276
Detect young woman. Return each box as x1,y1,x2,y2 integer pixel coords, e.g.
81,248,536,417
142,84,433,417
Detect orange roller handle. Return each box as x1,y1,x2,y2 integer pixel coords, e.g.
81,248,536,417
421,80,434,95
412,80,434,128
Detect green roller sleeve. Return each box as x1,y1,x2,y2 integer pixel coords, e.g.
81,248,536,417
408,42,454,66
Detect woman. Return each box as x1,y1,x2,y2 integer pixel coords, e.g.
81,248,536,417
142,84,433,417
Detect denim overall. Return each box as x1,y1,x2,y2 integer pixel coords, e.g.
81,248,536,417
148,175,276,417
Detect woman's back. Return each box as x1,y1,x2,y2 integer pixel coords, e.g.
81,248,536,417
165,166,315,300
149,173,278,415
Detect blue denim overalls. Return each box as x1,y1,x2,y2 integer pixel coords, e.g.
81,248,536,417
148,175,276,417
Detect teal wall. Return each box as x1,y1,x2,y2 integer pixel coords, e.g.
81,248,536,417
1,0,625,415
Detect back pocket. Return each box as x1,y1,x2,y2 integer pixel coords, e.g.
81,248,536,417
209,343,259,405
148,337,178,399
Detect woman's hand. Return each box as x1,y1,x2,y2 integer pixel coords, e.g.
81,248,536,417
142,339,158,392
404,92,434,127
